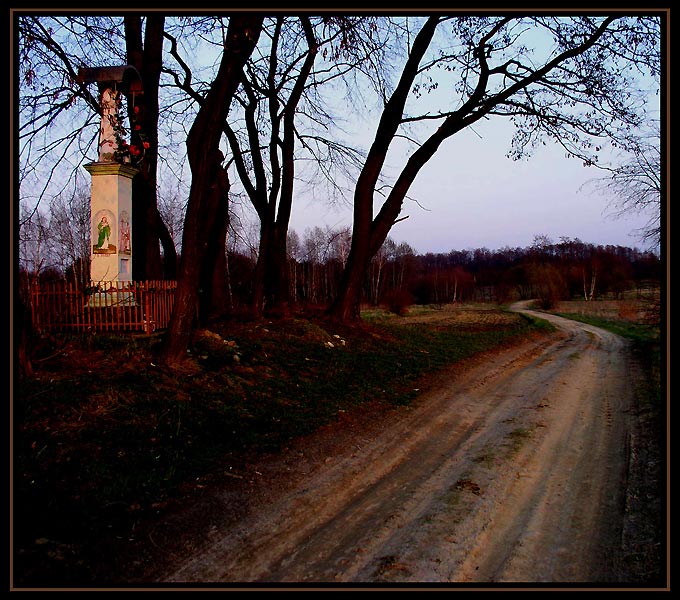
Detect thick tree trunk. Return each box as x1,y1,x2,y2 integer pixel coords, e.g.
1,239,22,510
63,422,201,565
131,173,163,279
253,221,290,316
159,15,263,367
329,220,372,322
198,172,231,324
125,15,168,280
265,225,291,314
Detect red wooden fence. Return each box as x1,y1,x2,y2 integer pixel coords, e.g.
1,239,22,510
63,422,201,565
29,280,177,334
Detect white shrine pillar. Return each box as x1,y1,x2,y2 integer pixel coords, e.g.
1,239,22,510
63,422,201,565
77,66,143,289
85,161,137,283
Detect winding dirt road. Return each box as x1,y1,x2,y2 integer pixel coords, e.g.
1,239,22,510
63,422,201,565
160,303,634,585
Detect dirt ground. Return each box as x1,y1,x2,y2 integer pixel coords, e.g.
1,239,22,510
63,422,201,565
121,301,657,588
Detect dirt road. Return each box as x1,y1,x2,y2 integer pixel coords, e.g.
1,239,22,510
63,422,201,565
159,303,634,585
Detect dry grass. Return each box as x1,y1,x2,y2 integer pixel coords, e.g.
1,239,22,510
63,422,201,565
366,303,520,329
551,294,660,326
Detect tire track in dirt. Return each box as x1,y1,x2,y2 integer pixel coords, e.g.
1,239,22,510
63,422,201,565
162,303,633,585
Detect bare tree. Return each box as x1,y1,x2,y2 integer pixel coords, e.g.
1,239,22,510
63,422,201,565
391,240,416,293
589,123,661,248
17,16,116,204
328,226,353,269
18,205,51,282
328,15,661,322
300,225,327,304
224,16,318,315
124,14,179,280
369,238,393,305
157,182,186,256
159,15,263,367
48,185,92,286
224,16,383,315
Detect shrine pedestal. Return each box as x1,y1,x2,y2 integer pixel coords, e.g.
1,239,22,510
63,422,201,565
85,162,137,284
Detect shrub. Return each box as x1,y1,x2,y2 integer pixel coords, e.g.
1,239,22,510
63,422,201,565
384,289,414,316
530,264,568,310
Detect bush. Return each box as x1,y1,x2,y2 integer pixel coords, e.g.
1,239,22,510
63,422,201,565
384,289,414,316
530,264,568,310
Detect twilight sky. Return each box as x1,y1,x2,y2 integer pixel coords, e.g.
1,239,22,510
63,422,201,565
281,15,663,257
287,115,660,255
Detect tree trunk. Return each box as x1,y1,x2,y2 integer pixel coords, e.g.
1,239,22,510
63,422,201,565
17,282,34,379
261,224,291,315
327,17,440,323
198,172,231,324
589,268,597,301
125,15,168,280
252,218,292,316
251,221,269,314
330,232,371,322
131,174,163,279
159,15,263,367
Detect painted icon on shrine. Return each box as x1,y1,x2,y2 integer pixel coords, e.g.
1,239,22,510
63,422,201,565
119,210,131,255
93,209,117,254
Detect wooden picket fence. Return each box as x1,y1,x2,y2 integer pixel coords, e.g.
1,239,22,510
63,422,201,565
29,280,177,334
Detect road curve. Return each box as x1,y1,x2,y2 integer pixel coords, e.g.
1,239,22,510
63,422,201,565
162,302,634,585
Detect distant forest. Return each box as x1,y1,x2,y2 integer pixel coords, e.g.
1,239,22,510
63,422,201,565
22,218,660,317
221,232,661,315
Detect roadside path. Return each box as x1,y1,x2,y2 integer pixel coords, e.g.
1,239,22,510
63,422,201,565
161,303,634,585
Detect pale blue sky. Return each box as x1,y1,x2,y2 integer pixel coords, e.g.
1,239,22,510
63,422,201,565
284,16,662,256
289,116,660,255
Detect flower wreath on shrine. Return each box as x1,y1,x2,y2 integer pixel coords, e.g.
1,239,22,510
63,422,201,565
108,91,150,166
